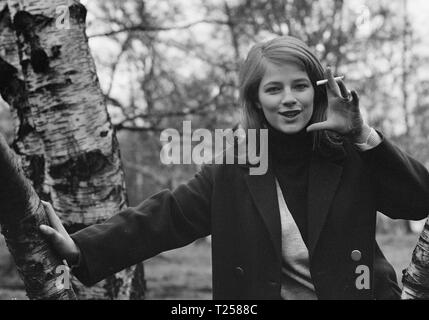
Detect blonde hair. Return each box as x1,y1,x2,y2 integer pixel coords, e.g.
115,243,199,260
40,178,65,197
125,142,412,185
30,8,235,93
239,36,342,153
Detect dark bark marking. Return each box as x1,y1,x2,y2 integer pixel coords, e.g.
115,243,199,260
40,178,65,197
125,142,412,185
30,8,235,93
49,103,70,112
104,275,124,299
69,3,87,24
36,82,67,94
100,185,123,203
0,5,12,30
51,45,62,59
49,150,111,181
35,82,72,98
15,121,35,138
25,154,45,189
0,134,33,223
130,262,146,300
13,11,53,73
0,58,28,111
0,56,18,87
0,57,37,148
30,48,49,73
64,70,78,76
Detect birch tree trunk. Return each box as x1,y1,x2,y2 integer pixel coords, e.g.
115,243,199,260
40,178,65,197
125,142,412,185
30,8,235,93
0,131,76,300
402,218,429,299
0,0,145,299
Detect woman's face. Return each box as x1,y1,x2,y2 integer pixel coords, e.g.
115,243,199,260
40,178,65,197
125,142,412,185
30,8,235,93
258,62,314,134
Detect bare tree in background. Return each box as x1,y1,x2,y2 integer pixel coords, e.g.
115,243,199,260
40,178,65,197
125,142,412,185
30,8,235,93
86,0,411,198
0,0,145,299
88,0,406,132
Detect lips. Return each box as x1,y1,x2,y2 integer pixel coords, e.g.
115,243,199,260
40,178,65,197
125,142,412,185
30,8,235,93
278,110,302,118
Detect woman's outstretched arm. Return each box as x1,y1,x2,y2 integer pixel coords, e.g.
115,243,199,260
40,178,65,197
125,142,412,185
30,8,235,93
41,165,213,286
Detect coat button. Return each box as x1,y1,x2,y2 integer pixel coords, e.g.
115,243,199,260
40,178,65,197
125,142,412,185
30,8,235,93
351,250,362,261
234,266,244,278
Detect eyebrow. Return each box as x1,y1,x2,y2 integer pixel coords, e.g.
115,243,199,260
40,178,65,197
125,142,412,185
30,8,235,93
263,78,310,88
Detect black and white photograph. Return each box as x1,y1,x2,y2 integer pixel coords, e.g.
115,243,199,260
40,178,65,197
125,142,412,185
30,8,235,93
0,0,429,305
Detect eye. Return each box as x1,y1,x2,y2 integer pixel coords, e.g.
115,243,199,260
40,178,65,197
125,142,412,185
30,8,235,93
265,87,281,94
294,83,310,90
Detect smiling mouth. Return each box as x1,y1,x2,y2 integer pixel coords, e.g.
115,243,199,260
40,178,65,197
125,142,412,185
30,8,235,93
278,110,302,118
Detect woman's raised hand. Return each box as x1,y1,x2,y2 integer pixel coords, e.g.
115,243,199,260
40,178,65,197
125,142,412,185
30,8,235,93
39,201,81,267
306,67,369,140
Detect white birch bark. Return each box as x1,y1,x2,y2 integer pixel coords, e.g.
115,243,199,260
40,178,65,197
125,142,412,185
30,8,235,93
0,0,145,299
0,131,76,299
402,218,429,299
0,0,75,300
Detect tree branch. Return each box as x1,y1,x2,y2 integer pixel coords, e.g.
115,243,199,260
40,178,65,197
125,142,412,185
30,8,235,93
88,19,229,38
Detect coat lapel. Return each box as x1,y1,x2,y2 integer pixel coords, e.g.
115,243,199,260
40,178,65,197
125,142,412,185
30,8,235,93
242,138,347,263
243,165,282,263
307,153,344,258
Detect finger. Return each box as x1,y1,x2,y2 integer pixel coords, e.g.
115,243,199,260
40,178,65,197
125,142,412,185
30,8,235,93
350,90,359,106
40,224,56,236
306,121,333,132
39,224,64,245
326,67,341,97
337,79,350,100
41,201,67,234
40,225,69,256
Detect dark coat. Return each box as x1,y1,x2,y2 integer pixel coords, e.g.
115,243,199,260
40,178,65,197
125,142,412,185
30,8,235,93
71,131,429,299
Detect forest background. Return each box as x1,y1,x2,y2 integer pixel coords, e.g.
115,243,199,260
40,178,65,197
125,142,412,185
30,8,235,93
1,0,429,299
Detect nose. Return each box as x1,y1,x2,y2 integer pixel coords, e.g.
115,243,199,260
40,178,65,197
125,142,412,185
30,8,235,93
281,88,297,107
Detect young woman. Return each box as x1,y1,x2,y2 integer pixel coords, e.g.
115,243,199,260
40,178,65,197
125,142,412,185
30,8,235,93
40,36,429,300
